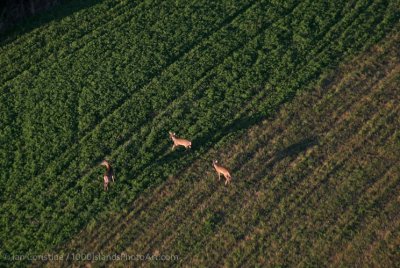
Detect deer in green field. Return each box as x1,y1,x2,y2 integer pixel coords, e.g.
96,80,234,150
169,131,192,150
100,160,115,191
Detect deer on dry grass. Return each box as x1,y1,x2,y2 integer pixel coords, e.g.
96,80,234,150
169,131,192,150
100,160,115,191
213,160,232,185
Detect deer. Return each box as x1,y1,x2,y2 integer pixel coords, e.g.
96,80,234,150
213,160,232,185
169,131,192,150
100,160,115,191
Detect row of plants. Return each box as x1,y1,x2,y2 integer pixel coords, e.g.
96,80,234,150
51,1,400,267
90,34,399,267
1,0,257,190
1,0,294,262
1,0,130,83
1,0,398,265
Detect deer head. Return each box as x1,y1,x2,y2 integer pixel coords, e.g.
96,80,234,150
100,159,110,169
169,131,176,138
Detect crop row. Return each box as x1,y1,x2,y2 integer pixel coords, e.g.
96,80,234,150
1,0,399,265
3,0,278,202
0,0,126,78
126,27,400,266
62,0,396,262
1,0,257,187
0,0,293,260
67,34,400,267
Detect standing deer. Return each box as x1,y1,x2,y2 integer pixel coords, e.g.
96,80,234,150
213,160,232,185
169,131,192,150
100,160,115,191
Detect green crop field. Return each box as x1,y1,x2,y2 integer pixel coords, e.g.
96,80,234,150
1,0,399,267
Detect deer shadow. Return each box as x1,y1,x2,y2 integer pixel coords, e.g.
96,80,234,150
241,136,320,188
272,136,319,164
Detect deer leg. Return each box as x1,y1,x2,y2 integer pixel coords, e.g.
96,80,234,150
218,173,221,181
172,144,176,150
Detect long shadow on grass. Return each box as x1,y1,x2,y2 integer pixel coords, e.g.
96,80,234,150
273,137,319,164
244,136,320,186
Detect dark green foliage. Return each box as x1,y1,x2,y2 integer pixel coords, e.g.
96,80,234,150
0,0,399,266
